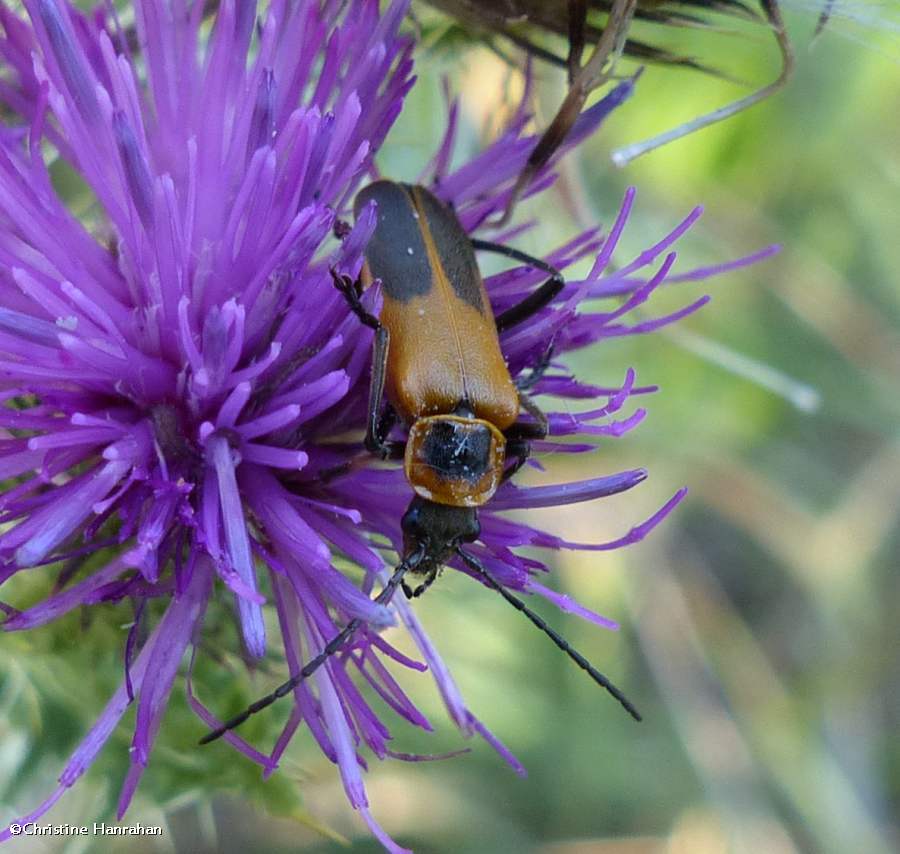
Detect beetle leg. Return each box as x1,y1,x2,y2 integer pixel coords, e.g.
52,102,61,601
520,394,549,437
470,239,564,332
364,327,403,460
504,419,544,442
495,271,564,332
506,394,549,442
502,439,532,483
330,267,379,330
504,387,553,481
371,405,397,451
515,340,555,392
369,404,406,461
330,268,402,461
502,394,548,480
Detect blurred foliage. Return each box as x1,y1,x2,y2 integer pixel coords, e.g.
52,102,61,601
2,2,899,853
417,0,767,76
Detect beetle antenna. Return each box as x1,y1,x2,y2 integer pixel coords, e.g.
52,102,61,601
199,549,423,745
456,547,642,722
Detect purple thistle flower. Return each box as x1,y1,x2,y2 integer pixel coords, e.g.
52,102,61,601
0,1,774,849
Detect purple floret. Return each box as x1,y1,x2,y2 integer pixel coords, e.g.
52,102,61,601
0,1,774,850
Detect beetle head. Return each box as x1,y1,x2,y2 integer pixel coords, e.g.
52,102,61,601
401,495,480,572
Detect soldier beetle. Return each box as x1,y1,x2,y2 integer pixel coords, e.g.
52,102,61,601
199,180,640,744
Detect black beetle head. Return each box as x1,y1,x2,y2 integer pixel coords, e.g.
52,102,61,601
401,495,480,571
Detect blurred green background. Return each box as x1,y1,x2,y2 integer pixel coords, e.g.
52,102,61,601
2,3,899,853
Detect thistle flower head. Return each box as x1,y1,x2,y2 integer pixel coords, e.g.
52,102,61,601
0,1,772,849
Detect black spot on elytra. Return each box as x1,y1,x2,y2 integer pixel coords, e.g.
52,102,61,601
354,182,485,314
355,181,432,300
413,186,485,315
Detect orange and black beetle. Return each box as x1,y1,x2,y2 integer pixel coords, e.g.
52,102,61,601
199,180,639,745
335,180,566,597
